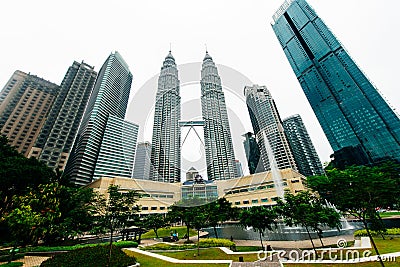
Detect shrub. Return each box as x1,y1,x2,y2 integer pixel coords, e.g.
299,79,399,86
0,263,23,267
143,238,236,250
31,241,138,252
198,238,235,248
354,228,400,237
40,245,136,267
142,243,195,251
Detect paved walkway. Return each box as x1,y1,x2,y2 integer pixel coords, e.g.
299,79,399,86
15,256,49,267
232,234,355,249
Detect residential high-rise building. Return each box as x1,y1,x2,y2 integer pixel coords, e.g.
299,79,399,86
283,114,324,176
65,52,133,186
132,141,152,180
0,71,59,156
150,51,181,183
242,132,265,174
272,0,400,165
28,61,97,170
245,85,297,171
93,115,138,180
234,159,244,177
201,51,236,180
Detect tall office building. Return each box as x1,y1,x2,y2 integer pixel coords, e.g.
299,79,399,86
93,115,138,180
150,51,181,183
201,51,236,180
132,141,152,180
65,52,133,186
234,159,244,178
272,0,400,165
28,61,97,170
242,132,265,174
245,85,297,171
0,71,59,156
283,114,324,176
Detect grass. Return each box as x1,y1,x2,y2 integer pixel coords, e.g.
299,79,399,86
157,247,261,261
124,249,229,267
235,246,263,252
141,226,197,239
378,211,400,218
0,263,23,267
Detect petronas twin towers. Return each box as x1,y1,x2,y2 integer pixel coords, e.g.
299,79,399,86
150,51,236,182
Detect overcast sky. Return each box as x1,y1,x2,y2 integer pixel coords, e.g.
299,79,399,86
1,0,399,176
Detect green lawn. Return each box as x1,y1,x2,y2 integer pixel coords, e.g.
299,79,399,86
157,247,262,262
235,246,263,252
379,212,400,218
141,226,197,239
124,249,229,267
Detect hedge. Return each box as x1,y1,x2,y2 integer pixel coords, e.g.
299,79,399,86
354,228,400,237
40,245,136,267
143,238,235,250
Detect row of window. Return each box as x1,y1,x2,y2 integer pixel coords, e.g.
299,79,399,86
234,197,279,206
141,206,166,211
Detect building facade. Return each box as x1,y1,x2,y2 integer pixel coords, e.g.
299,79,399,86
65,52,133,186
242,132,265,174
0,70,59,156
132,142,152,180
181,175,218,201
272,0,400,165
29,61,97,170
93,115,138,180
201,52,236,180
283,114,324,176
245,85,297,171
150,51,181,183
234,159,244,177
87,168,307,215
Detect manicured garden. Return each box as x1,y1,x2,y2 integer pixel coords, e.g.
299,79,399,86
141,226,197,239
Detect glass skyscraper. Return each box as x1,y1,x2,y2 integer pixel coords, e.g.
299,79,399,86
245,84,297,171
272,0,400,165
132,141,152,180
65,52,133,186
242,132,265,174
93,115,138,180
150,51,181,183
283,114,324,176
201,51,236,180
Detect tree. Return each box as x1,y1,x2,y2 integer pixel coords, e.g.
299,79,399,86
239,206,278,250
97,185,140,266
167,197,207,242
276,191,341,253
191,205,209,256
143,214,168,238
0,136,55,221
205,198,238,238
5,183,62,245
307,163,400,267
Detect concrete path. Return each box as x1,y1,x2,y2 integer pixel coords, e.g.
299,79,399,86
232,234,355,249
124,247,233,264
15,256,49,267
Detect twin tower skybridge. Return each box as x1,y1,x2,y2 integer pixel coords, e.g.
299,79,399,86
179,120,205,148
